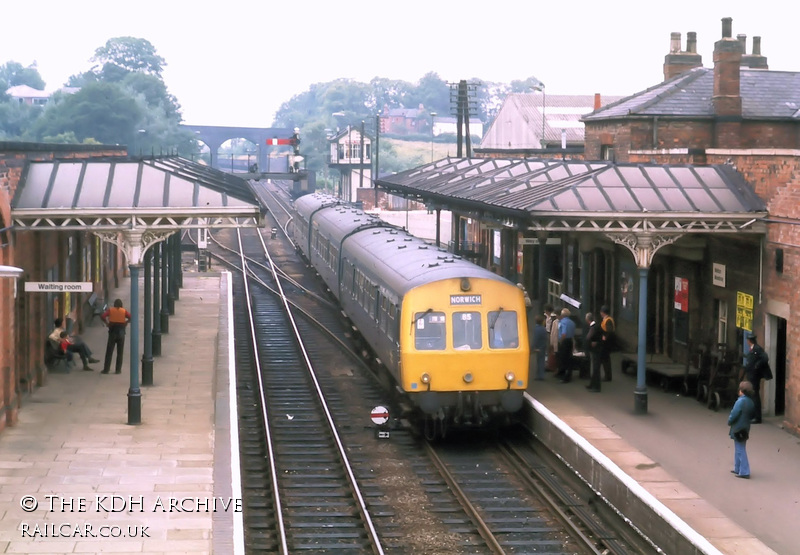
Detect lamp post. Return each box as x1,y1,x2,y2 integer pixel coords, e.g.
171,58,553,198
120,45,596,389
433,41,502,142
430,112,437,162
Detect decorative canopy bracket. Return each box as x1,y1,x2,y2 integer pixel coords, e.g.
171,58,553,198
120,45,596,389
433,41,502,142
92,228,175,267
607,233,680,269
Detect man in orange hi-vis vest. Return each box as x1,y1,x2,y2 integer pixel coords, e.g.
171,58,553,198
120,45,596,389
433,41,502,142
100,299,132,374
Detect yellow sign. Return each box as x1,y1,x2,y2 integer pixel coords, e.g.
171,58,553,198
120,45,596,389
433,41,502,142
736,291,754,331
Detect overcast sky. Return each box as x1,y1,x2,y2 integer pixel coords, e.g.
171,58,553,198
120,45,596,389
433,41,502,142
2,1,794,128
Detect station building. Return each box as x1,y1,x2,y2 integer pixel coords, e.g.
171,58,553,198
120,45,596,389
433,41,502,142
376,17,800,434
0,143,263,434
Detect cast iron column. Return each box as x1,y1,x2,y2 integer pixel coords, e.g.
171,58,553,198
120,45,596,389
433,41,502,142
160,237,170,334
635,267,650,414
167,234,175,315
172,232,182,299
152,242,162,355
127,263,141,425
141,249,153,385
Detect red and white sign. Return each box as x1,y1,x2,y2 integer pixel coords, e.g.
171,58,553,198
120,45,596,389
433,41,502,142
674,277,689,312
370,406,389,425
266,138,295,146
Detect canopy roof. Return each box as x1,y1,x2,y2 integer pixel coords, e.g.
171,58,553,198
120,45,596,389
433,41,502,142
376,157,768,235
11,156,264,232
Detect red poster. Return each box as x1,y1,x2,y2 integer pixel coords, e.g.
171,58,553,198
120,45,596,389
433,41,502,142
674,277,689,312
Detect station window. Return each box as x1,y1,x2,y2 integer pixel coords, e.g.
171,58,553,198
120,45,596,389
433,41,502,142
488,310,519,349
453,311,482,350
414,311,446,350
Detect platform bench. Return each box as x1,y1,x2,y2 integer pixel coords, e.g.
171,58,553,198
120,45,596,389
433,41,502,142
85,293,107,325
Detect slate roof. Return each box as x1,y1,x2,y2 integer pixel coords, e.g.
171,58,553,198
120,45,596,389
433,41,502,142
584,67,800,121
376,157,766,222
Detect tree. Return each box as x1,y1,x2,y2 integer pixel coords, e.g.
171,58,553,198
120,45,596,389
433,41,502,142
0,61,46,90
32,82,142,145
90,37,166,81
0,101,41,140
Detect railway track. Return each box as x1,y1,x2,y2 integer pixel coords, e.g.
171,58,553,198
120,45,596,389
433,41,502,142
207,180,661,553
225,227,385,553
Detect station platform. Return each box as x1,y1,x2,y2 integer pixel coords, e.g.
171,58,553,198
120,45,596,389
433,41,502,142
528,356,799,555
0,273,238,554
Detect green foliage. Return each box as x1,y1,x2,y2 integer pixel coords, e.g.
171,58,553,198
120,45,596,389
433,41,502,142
31,82,142,144
1,36,194,155
0,61,46,90
0,101,41,140
91,37,165,79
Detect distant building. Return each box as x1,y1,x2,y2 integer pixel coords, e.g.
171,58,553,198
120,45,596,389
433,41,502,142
328,125,372,203
479,92,623,155
5,85,79,106
6,85,49,106
379,105,426,135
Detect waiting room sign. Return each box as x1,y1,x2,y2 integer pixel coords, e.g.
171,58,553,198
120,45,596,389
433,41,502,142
24,282,93,293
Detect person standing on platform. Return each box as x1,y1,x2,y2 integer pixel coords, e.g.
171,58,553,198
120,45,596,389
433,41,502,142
557,308,576,383
599,305,616,382
728,381,755,479
532,315,548,381
584,313,602,392
743,335,767,424
543,304,557,372
100,299,132,375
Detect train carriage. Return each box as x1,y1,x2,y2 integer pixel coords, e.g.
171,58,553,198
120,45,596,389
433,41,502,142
292,193,529,436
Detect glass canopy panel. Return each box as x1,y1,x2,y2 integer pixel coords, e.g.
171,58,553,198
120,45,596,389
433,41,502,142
659,187,695,211
617,166,650,188
633,188,666,211
605,188,641,211
15,164,53,208
577,188,612,211
77,163,111,208
684,189,720,211
552,191,583,211
106,164,138,208
48,163,82,208
196,187,224,207
137,165,166,207
669,167,703,188
168,176,195,206
693,167,726,187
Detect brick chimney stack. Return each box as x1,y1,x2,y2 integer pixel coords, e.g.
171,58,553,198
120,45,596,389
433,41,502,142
594,93,601,110
741,35,769,69
713,17,742,148
663,31,703,80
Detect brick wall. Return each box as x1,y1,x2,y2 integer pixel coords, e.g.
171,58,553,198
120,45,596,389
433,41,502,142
0,143,127,433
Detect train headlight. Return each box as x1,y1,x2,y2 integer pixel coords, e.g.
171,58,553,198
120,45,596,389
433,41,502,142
463,372,473,384
505,371,515,383
420,373,431,384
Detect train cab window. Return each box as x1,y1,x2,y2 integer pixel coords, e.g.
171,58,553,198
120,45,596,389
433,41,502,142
414,311,446,350
453,312,482,350
488,310,519,349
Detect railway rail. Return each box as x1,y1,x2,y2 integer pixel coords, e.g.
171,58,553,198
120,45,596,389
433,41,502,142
202,180,663,553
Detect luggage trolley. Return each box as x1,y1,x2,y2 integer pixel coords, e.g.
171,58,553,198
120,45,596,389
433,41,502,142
705,347,740,411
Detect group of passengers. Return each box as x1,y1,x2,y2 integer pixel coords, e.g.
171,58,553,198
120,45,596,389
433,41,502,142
534,304,615,390
46,299,132,374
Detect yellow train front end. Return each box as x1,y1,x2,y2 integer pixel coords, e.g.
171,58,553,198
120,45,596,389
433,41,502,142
397,276,529,432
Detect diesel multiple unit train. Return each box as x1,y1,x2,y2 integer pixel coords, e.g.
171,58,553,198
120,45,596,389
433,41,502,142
291,193,529,436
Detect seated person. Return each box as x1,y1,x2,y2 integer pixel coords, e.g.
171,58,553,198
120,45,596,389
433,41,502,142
51,318,98,371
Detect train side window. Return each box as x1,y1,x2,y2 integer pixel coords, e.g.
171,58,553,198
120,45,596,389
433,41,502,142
414,311,446,350
453,311,482,350
488,310,519,349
